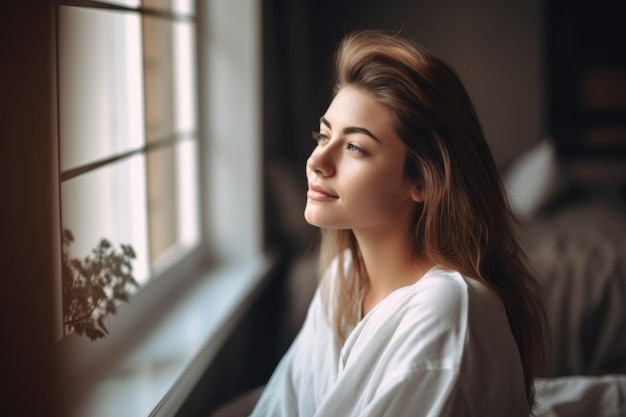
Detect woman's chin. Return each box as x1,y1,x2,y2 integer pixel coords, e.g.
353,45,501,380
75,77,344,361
303,210,322,227
304,206,334,228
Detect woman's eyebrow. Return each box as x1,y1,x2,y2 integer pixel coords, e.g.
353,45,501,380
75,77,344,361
320,116,381,143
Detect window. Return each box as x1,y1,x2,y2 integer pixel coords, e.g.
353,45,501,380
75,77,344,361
56,0,200,340
56,2,264,413
5,1,265,415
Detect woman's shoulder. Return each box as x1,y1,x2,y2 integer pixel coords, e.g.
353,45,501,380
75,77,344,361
412,267,500,311
404,267,471,314
392,267,506,343
400,267,517,362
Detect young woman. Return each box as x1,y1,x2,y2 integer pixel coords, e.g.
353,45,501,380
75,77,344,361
251,30,548,417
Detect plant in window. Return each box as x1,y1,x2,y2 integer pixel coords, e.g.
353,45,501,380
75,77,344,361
61,228,140,341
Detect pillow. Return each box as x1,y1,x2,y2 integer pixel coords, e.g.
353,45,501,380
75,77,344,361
502,139,564,220
534,374,626,417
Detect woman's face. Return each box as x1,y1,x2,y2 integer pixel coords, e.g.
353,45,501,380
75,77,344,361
305,85,421,234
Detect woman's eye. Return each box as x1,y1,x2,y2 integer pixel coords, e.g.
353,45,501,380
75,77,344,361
312,131,329,144
346,142,366,155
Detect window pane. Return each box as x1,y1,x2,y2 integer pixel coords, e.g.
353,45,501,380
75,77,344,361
142,0,194,15
173,21,197,133
61,154,150,286
144,17,196,141
59,6,145,171
147,140,200,272
144,16,174,141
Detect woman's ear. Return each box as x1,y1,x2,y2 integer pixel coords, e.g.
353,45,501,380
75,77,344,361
410,186,424,203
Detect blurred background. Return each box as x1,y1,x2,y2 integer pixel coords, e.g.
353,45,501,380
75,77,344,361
1,0,624,416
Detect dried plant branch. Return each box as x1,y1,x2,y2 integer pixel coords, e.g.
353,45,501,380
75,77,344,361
61,229,140,341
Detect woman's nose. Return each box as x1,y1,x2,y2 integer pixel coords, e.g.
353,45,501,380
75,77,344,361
307,145,336,177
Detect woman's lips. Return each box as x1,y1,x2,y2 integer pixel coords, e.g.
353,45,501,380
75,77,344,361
307,183,338,201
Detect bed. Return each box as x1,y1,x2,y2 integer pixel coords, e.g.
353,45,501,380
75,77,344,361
505,140,626,416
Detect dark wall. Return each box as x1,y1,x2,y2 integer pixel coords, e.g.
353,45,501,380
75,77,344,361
0,2,64,416
545,0,626,165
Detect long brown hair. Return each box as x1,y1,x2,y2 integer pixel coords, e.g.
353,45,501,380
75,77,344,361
317,30,548,408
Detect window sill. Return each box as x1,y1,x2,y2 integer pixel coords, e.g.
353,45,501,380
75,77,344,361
66,253,276,417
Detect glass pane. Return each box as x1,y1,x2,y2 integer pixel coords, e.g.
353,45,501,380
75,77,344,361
147,145,176,259
142,0,194,15
61,154,150,286
144,18,196,141
147,140,200,272
59,6,145,171
144,16,174,140
173,21,197,133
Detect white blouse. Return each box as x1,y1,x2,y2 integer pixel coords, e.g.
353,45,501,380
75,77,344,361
250,266,529,417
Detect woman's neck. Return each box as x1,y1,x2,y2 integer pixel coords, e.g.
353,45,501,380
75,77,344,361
354,227,434,316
